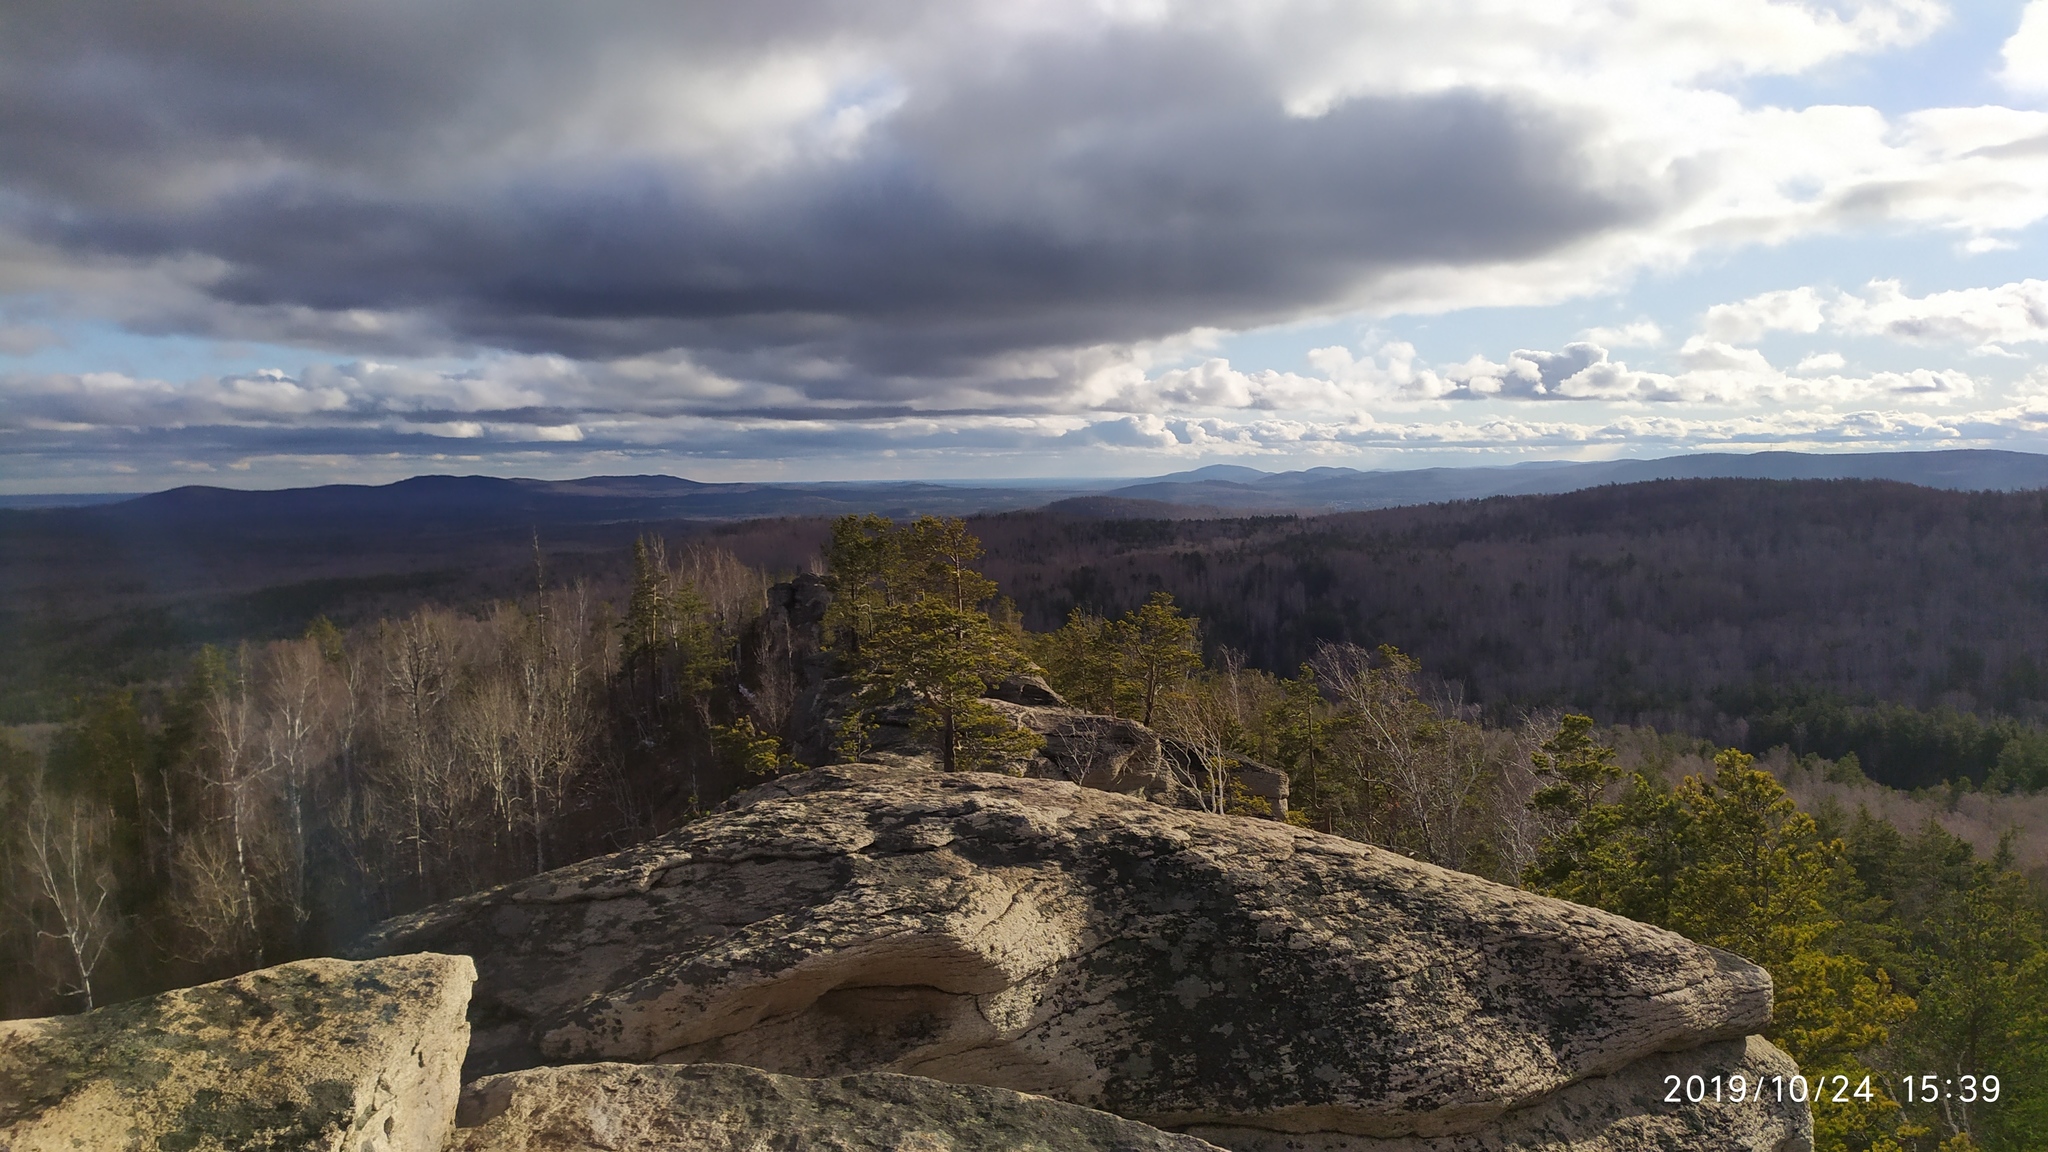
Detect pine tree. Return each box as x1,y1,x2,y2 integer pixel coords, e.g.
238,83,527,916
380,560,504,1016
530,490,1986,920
822,514,900,651
893,516,998,610
856,594,1039,772
1525,749,1916,1152
1031,608,1122,714
1124,592,1202,726
1269,666,1326,823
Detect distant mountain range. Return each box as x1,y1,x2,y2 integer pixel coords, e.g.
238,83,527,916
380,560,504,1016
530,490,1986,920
1094,449,2048,513
8,448,2048,524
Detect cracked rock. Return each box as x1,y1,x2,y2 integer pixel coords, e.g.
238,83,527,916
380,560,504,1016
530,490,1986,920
354,767,1803,1150
0,953,474,1152
450,1061,1225,1152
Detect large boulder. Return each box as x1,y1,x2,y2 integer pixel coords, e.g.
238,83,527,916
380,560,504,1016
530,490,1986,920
992,700,1179,800
790,676,1188,805
0,953,474,1152
765,576,1286,817
451,1061,1224,1151
1189,1037,1809,1152
987,672,1069,708
353,768,1800,1149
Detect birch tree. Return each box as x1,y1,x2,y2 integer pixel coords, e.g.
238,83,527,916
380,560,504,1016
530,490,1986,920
201,645,269,966
262,637,330,936
18,788,121,1010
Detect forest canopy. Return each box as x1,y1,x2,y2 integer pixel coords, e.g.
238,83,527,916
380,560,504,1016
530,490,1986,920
3,505,2046,1150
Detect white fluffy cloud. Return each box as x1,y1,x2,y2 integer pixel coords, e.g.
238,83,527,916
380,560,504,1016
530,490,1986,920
1701,288,1828,343
1582,321,1663,348
2003,1,2048,95
1290,337,1975,407
1680,277,2048,357
1831,278,2048,348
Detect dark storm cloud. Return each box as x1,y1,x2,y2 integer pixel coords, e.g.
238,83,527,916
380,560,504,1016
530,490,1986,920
0,0,1657,392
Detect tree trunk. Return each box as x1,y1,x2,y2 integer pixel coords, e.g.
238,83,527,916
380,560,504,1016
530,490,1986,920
288,770,306,933
532,781,547,874
229,783,264,968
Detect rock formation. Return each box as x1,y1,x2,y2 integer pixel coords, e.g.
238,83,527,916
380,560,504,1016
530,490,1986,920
1188,1037,1804,1151
762,574,1289,817
451,1061,1225,1151
0,953,474,1152
354,766,1810,1151
0,584,1815,1150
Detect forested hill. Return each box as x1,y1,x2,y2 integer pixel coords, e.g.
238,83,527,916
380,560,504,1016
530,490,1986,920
12,473,2048,789
972,478,2048,787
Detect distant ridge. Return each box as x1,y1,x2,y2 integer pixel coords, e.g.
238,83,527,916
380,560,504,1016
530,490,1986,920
0,493,132,510
6,449,2047,527
1098,448,2048,512
1036,495,1225,520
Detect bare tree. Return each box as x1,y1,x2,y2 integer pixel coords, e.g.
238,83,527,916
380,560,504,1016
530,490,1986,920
380,612,452,891
743,604,799,741
1314,642,1499,866
678,544,769,633
202,645,270,966
1410,716,1499,871
512,588,597,872
1311,642,1405,843
453,653,522,860
171,827,256,967
1485,711,1561,881
262,638,331,936
18,788,122,1010
1155,684,1235,813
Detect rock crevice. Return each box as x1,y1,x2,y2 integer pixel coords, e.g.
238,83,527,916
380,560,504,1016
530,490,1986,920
353,766,1805,1150
0,754,1808,1151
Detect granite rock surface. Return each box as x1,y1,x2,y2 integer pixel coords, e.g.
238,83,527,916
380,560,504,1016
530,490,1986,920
354,767,1784,1144
451,1061,1225,1152
0,953,474,1152
1188,1037,1810,1152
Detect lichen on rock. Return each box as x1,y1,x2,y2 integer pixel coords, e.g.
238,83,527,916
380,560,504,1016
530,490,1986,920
449,1061,1226,1152
354,767,1797,1148
0,953,474,1152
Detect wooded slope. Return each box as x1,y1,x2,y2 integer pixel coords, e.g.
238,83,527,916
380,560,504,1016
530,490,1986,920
972,479,2048,782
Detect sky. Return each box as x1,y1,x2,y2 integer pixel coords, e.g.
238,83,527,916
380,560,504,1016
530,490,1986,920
7,1,2048,492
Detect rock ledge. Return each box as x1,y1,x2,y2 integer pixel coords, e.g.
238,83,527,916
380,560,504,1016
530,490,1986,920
0,953,475,1152
357,766,1791,1147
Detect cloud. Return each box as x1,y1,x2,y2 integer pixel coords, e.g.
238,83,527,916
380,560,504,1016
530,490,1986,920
1101,334,1983,412
12,0,2048,491
2003,1,2048,95
1701,288,1827,343
0,321,60,355
0,0,2017,409
1582,321,1663,348
1830,278,2048,347
1063,414,1184,449
1670,276,2048,362
0,1,1671,378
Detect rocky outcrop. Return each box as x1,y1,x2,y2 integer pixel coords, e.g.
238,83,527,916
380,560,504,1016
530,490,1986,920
765,577,1289,817
789,665,1191,804
354,767,1802,1149
451,1061,1225,1151
991,699,1178,798
0,953,474,1152
1190,1038,1808,1152
988,671,1069,708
